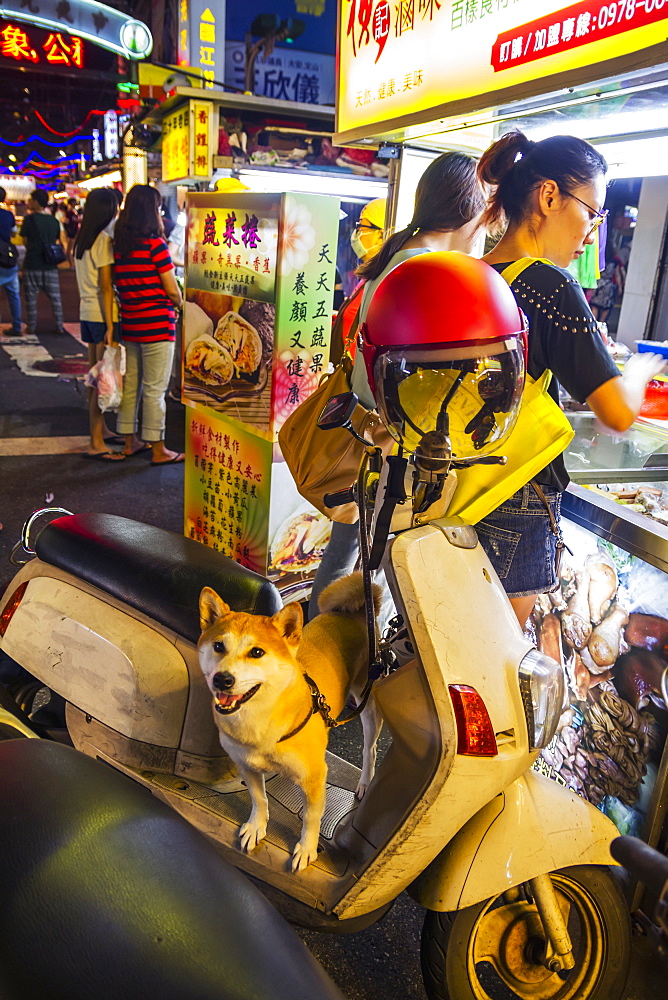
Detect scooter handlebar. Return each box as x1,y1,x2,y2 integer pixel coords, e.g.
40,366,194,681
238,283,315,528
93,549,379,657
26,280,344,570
324,488,356,508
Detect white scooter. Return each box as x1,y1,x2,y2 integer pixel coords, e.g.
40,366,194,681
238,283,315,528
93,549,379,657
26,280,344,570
0,447,630,1000
0,248,632,1000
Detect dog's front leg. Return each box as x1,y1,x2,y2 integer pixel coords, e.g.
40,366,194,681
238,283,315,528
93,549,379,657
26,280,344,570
292,760,327,873
356,695,383,799
238,766,269,853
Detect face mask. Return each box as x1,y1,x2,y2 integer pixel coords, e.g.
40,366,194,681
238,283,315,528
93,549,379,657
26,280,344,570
350,229,367,259
351,224,382,261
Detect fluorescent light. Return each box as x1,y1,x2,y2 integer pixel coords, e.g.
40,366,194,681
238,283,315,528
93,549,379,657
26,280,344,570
78,170,122,190
236,168,387,201
592,136,668,179
519,117,668,179
525,108,668,143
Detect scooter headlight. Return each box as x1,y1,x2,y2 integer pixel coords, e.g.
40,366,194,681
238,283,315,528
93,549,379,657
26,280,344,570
518,649,565,750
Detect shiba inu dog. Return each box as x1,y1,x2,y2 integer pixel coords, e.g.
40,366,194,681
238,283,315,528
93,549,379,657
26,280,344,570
198,573,382,872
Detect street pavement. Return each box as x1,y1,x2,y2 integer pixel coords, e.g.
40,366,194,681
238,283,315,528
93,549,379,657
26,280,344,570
0,266,663,1000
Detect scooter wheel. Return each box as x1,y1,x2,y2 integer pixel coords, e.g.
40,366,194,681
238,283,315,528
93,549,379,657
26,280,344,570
420,865,630,1000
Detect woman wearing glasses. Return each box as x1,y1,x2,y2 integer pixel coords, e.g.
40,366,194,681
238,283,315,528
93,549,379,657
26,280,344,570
478,130,664,628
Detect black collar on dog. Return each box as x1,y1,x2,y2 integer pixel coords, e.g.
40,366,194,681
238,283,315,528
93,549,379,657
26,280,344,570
277,673,373,743
277,674,324,743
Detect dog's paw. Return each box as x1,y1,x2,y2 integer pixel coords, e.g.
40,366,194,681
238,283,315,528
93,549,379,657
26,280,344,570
291,841,318,873
239,820,267,852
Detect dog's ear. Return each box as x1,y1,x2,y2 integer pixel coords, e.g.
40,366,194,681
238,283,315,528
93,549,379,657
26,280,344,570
199,587,230,631
271,602,303,647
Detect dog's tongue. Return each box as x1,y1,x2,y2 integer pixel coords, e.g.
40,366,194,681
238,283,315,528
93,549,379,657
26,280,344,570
216,693,238,708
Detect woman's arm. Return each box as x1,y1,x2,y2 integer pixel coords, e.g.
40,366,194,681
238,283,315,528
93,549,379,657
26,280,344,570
159,266,183,309
586,352,666,432
98,263,116,345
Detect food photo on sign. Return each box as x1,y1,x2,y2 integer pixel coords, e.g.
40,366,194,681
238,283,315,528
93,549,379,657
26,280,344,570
530,519,668,837
182,194,279,431
267,462,332,600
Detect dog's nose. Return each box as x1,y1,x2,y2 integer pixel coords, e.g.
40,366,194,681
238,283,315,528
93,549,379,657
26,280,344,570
213,671,235,691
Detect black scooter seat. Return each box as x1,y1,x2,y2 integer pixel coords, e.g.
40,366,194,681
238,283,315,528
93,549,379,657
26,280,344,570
35,513,282,645
0,739,346,1000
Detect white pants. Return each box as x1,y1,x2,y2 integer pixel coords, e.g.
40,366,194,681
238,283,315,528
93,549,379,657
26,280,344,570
116,340,174,442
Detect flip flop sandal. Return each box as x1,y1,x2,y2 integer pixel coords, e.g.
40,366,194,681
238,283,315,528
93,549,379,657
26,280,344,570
82,451,126,462
150,453,185,466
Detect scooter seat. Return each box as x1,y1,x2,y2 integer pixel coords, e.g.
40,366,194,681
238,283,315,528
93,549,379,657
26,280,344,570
35,513,282,644
0,739,346,1000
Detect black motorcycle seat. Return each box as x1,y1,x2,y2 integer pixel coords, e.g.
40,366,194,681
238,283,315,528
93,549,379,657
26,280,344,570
0,739,346,1000
35,513,282,644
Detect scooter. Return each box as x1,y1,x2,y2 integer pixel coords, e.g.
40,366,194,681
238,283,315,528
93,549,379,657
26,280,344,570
0,428,630,1000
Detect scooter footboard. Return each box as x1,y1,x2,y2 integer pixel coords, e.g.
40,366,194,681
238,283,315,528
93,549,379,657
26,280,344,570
409,769,619,911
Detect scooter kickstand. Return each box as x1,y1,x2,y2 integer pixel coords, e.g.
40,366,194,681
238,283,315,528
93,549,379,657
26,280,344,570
528,874,576,973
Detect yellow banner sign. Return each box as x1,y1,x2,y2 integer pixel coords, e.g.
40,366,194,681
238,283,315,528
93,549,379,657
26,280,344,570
162,98,214,183
336,0,668,140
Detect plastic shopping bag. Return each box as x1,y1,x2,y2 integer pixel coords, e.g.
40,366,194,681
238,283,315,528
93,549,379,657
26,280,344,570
85,345,125,412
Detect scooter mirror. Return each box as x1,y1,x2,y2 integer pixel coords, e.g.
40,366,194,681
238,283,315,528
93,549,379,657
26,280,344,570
318,391,359,431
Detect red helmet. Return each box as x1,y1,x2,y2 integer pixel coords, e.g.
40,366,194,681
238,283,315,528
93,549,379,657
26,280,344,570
360,252,527,459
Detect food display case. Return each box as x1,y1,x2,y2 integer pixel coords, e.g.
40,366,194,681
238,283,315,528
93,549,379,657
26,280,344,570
533,413,668,907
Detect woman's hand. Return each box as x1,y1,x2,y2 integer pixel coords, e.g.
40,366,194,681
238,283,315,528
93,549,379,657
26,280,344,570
104,326,117,347
587,352,666,432
621,352,666,411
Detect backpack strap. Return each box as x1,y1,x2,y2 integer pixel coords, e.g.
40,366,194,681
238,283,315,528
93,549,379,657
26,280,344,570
500,256,554,389
499,256,553,286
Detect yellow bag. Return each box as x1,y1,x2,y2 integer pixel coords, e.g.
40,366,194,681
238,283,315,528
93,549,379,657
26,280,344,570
446,258,575,525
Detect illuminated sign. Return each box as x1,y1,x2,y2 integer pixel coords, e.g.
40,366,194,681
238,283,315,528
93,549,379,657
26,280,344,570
192,100,212,176
178,0,225,89
0,20,84,66
104,110,118,159
91,127,102,161
335,0,668,142
0,0,152,59
162,99,215,183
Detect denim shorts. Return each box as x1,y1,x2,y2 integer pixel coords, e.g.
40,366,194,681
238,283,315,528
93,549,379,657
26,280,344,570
475,483,562,598
81,320,120,344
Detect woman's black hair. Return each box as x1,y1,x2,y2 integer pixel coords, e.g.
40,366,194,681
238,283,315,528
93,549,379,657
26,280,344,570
357,151,485,282
113,184,164,259
478,129,608,234
74,188,118,259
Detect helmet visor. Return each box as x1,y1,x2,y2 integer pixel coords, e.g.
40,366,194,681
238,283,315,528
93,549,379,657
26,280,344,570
374,341,525,459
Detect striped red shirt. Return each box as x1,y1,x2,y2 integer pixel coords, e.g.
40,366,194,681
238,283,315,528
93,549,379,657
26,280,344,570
113,237,176,342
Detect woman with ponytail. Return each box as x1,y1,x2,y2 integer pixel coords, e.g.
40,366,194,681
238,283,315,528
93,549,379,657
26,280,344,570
350,150,485,407
478,130,664,627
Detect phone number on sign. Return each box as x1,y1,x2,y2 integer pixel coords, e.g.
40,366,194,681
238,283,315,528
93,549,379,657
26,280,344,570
600,0,666,24
492,0,668,72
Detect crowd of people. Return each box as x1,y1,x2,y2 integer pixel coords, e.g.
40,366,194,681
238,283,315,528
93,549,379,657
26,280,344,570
0,183,184,467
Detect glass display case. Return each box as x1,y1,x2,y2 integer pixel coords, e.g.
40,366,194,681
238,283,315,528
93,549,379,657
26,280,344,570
534,414,668,914
564,413,668,484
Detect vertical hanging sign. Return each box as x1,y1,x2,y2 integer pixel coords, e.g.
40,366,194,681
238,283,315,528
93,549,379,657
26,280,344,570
192,100,212,176
104,109,119,160
177,0,190,66
177,0,225,88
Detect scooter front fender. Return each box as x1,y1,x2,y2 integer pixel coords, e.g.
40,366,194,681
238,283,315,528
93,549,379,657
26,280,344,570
409,769,619,912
